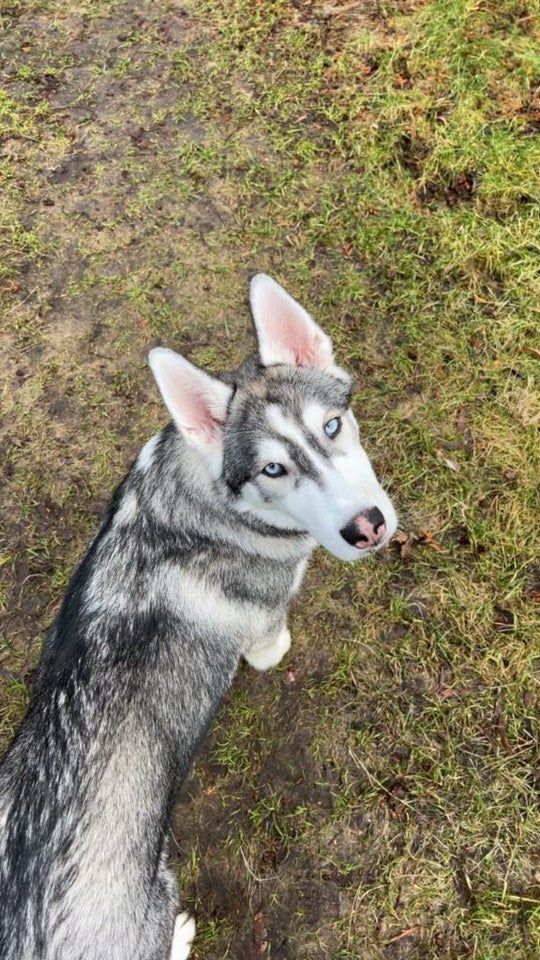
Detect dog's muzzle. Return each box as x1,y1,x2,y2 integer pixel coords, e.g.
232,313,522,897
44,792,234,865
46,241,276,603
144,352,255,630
340,507,387,549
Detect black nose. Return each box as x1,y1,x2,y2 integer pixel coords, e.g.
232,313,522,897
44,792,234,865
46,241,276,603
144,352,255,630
365,506,385,533
340,506,387,548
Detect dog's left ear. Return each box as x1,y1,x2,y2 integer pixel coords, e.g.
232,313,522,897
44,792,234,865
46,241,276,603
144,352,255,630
250,274,335,370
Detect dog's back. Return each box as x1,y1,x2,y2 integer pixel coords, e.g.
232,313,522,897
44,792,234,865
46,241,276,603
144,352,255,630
0,428,310,959
0,488,235,958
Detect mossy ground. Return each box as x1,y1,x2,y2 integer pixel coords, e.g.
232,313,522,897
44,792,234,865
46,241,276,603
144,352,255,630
0,0,539,957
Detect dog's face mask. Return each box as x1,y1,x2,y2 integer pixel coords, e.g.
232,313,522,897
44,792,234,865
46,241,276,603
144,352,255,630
149,274,397,562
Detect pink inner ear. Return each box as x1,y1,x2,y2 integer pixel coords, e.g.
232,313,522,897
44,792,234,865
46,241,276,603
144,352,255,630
272,311,324,365
258,298,326,367
150,348,231,445
251,275,333,369
175,382,222,441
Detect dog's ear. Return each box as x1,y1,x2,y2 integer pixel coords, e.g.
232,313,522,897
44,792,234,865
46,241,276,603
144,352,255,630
149,348,232,450
250,274,334,369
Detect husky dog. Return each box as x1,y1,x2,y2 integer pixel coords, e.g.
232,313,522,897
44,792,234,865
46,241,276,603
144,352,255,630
0,275,397,959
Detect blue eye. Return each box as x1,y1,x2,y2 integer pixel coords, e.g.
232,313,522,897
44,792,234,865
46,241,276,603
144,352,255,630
324,416,341,438
262,463,287,478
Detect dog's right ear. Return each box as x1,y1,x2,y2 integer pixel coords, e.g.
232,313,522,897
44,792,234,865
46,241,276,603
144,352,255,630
148,348,233,451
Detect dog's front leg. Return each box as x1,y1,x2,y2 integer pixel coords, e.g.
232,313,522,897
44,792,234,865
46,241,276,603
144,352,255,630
170,912,196,960
244,625,291,671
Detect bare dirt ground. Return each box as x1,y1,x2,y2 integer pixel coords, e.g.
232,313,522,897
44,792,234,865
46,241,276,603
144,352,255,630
1,0,539,957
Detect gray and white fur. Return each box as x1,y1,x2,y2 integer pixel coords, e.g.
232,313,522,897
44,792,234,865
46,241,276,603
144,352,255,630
0,275,397,959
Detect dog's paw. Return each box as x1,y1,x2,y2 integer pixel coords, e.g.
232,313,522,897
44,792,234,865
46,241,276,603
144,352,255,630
244,627,291,671
170,912,196,960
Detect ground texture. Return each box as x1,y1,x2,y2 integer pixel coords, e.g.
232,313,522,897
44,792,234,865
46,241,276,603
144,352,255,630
0,0,539,957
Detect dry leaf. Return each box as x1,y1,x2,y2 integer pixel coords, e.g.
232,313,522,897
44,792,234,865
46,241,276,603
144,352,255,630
417,526,442,551
250,909,268,960
394,529,413,560
456,407,467,432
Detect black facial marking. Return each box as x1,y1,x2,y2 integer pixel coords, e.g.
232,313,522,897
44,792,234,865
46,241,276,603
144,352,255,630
279,438,319,484
300,426,330,459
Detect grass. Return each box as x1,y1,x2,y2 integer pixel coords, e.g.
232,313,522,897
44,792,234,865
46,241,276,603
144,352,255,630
0,0,539,956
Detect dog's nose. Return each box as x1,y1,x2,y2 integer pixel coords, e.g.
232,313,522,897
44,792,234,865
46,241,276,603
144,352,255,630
340,507,387,549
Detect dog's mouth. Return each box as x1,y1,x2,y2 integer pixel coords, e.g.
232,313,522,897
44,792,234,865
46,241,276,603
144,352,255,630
340,507,387,550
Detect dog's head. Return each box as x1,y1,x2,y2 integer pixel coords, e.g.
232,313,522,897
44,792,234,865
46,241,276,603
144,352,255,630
149,275,397,561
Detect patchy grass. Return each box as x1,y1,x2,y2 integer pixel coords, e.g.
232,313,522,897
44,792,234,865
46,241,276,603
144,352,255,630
0,0,539,957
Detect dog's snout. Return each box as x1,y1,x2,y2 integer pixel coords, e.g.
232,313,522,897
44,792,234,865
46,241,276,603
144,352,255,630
340,507,387,549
